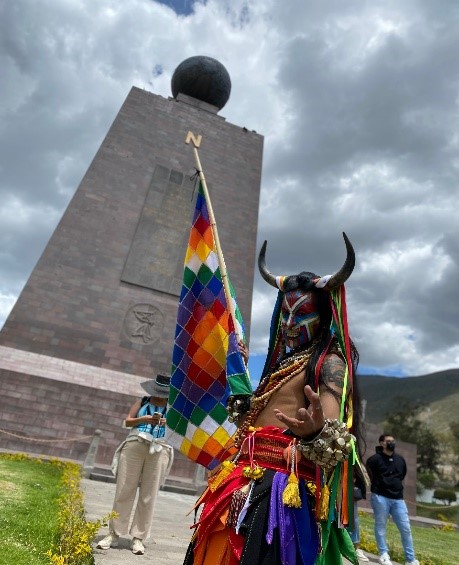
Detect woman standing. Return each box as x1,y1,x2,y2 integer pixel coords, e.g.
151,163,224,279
97,374,173,555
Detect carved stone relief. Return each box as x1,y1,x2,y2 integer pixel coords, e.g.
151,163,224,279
123,303,164,344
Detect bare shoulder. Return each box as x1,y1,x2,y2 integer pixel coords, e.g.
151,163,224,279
320,353,346,389
127,398,142,418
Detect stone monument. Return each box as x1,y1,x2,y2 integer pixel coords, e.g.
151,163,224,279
0,56,263,487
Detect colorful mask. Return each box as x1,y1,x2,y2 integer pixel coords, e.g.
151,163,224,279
257,232,356,376
281,290,320,349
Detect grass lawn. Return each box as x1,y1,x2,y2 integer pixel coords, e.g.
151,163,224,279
416,502,458,522
359,510,459,565
0,456,62,565
0,453,111,565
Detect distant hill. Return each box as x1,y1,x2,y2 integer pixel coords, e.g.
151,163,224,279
357,369,459,435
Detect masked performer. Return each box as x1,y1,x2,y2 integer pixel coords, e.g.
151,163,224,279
184,233,363,565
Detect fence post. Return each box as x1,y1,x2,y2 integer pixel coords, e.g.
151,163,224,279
82,429,102,478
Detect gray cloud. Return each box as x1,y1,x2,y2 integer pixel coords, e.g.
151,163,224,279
1,0,458,376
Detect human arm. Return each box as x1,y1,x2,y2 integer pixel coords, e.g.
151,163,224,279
124,399,164,428
273,385,325,438
274,354,353,468
273,353,347,437
365,456,375,482
225,341,251,427
274,383,353,470
318,353,348,418
400,456,407,481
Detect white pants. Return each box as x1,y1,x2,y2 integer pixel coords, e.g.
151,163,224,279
109,439,170,540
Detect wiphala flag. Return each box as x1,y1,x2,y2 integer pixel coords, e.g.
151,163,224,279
166,181,252,470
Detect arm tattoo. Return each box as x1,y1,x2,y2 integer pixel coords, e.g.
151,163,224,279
320,356,345,390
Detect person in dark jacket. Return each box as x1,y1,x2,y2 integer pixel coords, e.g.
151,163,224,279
366,434,419,565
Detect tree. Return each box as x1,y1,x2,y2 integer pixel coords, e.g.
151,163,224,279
384,398,441,475
449,420,459,457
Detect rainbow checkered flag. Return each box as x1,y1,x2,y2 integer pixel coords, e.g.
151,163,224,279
166,181,252,469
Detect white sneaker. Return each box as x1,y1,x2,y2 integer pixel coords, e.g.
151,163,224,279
356,548,370,561
379,553,393,565
406,561,420,565
96,533,119,549
132,537,145,555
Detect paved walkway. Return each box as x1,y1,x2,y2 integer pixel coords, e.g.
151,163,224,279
82,478,395,564
83,478,195,564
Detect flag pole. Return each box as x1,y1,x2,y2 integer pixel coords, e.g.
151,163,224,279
186,132,242,343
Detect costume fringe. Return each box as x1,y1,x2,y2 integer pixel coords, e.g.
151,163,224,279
208,460,236,492
282,471,302,508
317,483,330,521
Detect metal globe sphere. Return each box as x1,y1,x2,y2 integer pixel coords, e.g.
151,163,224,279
171,56,231,110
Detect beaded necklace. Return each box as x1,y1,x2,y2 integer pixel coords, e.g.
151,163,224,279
234,345,316,448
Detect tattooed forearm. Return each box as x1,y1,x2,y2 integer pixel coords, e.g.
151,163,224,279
320,355,345,390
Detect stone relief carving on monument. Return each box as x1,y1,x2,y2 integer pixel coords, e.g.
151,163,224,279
123,303,164,344
121,164,195,296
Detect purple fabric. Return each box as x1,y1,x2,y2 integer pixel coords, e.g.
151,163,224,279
266,472,320,565
266,472,297,565
266,472,281,544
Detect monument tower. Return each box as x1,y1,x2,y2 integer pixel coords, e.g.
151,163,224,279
0,56,263,480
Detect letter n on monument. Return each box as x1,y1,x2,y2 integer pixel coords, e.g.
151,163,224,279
0,57,263,487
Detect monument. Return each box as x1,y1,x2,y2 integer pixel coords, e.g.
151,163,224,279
0,56,263,486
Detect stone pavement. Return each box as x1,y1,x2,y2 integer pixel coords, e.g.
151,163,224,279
82,478,195,564
82,478,398,564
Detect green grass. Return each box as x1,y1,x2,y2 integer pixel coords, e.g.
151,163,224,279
0,457,62,565
0,453,113,565
416,502,458,522
359,510,459,565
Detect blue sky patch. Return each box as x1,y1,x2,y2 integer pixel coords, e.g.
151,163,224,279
153,0,198,16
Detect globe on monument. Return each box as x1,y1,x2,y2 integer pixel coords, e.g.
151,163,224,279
171,56,231,111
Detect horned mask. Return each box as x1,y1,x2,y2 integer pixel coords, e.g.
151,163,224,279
258,232,355,292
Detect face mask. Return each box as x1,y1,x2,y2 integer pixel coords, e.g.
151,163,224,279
281,291,320,350
385,441,396,451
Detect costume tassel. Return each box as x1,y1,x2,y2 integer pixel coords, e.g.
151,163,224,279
282,444,301,508
317,483,330,521
208,459,236,492
282,471,302,508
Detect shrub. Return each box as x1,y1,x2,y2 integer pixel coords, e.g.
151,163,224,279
419,472,436,489
432,488,457,505
45,461,115,564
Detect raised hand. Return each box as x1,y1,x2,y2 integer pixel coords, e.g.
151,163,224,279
143,414,162,425
273,385,325,438
238,340,249,365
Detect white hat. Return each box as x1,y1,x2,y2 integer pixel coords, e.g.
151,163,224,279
141,374,171,398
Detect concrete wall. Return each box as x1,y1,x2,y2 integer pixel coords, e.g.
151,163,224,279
360,423,418,516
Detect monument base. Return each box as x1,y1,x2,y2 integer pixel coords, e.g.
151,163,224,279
0,345,202,490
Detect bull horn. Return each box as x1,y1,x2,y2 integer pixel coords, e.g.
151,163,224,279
258,240,278,289
326,232,355,290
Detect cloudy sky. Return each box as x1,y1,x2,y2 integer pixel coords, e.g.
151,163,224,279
1,0,458,378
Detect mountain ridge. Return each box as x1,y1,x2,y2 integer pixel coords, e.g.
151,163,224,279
357,368,459,434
